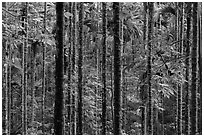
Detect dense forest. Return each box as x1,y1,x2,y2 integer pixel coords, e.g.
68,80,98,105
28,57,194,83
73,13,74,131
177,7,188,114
2,2,202,135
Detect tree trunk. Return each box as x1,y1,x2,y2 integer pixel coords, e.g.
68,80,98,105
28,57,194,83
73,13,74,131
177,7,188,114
147,2,153,135
190,2,198,135
77,2,84,135
102,2,107,135
177,2,184,135
198,3,202,134
141,2,147,135
42,2,47,134
2,2,9,135
113,2,121,135
184,2,191,135
22,2,28,135
54,2,64,135
71,2,77,135
30,41,37,130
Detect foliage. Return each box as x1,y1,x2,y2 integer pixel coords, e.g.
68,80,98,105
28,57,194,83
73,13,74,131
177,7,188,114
2,2,201,135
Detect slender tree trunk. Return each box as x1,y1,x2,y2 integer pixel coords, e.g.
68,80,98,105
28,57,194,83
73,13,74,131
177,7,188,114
110,52,114,133
8,43,12,134
95,3,100,133
190,2,198,135
141,2,147,135
71,2,77,135
113,2,121,135
65,2,72,134
120,10,127,134
54,2,64,135
198,3,202,134
147,2,153,135
30,42,37,129
101,2,107,135
77,2,84,135
120,5,124,133
22,2,28,135
2,2,9,135
177,2,184,135
184,2,191,135
42,2,47,134
175,2,179,133
160,93,164,135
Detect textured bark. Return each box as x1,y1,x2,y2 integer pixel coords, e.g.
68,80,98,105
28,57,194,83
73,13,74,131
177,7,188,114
102,2,107,135
175,2,179,134
113,2,121,135
71,2,77,135
2,2,9,135
190,2,198,135
30,42,37,129
66,2,72,134
22,2,28,135
54,2,64,135
198,4,202,134
147,2,153,135
77,2,84,135
177,2,183,135
95,3,100,134
120,14,126,134
42,2,47,134
141,2,147,135
184,2,191,135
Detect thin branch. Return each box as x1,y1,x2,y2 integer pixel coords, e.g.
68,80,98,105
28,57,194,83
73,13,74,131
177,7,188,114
2,8,17,17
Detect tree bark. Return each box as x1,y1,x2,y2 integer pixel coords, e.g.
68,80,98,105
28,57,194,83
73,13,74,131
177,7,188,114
190,2,198,135
42,2,47,134
184,2,191,135
54,2,64,135
113,2,121,135
147,2,153,135
198,3,202,134
141,2,147,135
71,2,77,135
22,2,28,135
177,2,184,135
102,2,107,135
77,2,84,135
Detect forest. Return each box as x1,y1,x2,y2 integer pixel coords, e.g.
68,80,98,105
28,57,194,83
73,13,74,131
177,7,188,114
2,2,202,135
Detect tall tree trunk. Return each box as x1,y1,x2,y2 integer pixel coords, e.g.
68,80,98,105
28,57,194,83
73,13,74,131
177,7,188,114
54,2,64,135
77,2,84,135
120,9,127,134
198,3,202,134
177,2,184,135
95,3,100,134
30,41,37,129
22,2,28,135
184,2,191,135
102,2,107,135
2,2,9,135
175,2,179,133
113,2,121,135
120,5,124,133
65,2,72,134
71,2,77,135
42,2,47,134
141,2,147,135
190,2,198,135
147,2,153,135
